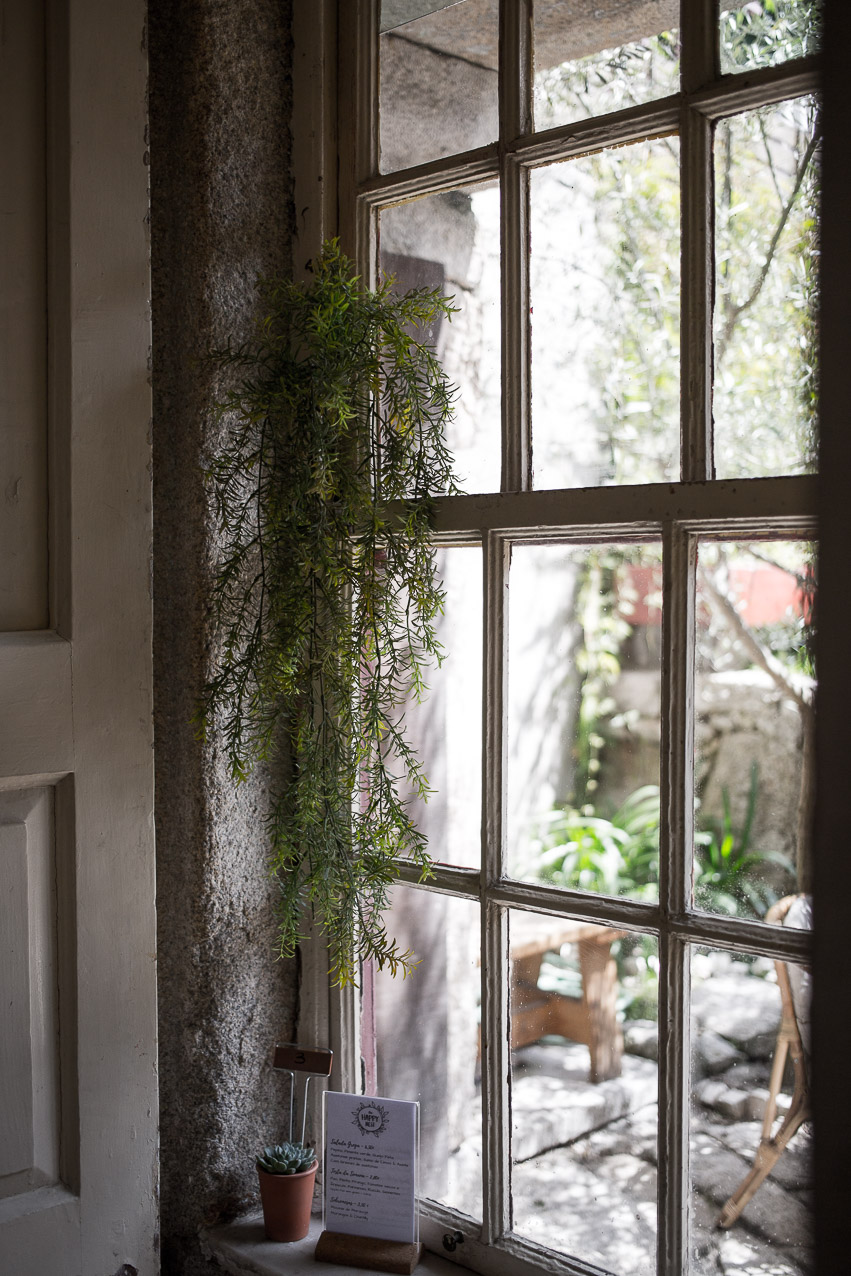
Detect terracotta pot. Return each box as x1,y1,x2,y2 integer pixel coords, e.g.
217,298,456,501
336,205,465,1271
257,1161,317,1242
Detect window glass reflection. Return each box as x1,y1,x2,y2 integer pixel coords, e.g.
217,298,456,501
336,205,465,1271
372,887,483,1219
714,96,820,479
531,139,680,490
507,542,662,901
694,540,816,919
381,185,501,493
534,0,679,130
510,909,658,1274
380,0,498,173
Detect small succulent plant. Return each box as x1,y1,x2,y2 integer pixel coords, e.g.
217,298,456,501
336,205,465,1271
256,1142,316,1176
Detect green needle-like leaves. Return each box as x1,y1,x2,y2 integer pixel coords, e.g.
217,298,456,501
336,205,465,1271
199,241,459,985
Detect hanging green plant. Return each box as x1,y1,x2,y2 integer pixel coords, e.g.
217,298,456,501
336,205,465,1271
198,240,459,985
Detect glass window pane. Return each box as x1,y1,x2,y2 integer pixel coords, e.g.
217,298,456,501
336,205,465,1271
510,909,658,1273
379,0,498,173
714,96,821,479
694,540,816,919
531,139,680,490
372,887,483,1218
534,0,679,130
719,0,822,75
397,547,482,869
507,543,662,902
380,184,500,494
689,942,813,1274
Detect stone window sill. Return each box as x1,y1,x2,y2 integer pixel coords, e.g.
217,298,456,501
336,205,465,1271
201,1213,460,1276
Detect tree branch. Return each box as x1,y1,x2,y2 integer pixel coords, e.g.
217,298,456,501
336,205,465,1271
700,568,813,718
716,116,821,366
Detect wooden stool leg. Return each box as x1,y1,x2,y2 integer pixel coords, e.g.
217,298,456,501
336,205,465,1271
579,938,623,1083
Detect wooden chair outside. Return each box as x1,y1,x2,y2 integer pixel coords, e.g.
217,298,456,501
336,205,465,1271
509,915,626,1083
717,895,812,1229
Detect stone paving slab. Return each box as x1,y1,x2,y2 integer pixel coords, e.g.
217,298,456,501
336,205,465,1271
512,1050,658,1163
716,1234,812,1276
512,1145,657,1276
691,974,781,1060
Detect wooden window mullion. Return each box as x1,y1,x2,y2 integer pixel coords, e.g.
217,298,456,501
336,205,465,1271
480,531,511,1244
501,161,531,494
680,0,716,483
657,931,690,1276
500,0,532,493
680,107,714,483
656,522,697,1275
342,1,378,263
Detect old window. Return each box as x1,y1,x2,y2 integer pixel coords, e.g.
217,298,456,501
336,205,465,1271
335,3,821,1273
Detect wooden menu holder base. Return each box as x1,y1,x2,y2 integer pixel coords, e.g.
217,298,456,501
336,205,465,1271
314,1230,423,1274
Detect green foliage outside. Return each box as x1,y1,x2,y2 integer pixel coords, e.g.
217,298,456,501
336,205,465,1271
694,765,796,917
532,764,795,921
570,549,640,804
532,785,661,904
527,0,819,918
714,96,820,478
534,0,820,487
719,1,821,73
199,242,459,985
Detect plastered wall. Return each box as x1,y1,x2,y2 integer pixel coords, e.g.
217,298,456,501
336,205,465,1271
148,3,298,1270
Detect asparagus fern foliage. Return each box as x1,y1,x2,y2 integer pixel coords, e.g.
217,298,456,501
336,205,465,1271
199,241,459,985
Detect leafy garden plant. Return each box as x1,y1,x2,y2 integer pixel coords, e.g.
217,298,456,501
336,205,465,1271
533,768,794,920
693,763,796,917
533,785,661,903
257,1143,316,1176
200,240,459,985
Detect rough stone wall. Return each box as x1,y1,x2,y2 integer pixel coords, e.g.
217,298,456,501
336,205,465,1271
148,3,297,1271
606,666,809,876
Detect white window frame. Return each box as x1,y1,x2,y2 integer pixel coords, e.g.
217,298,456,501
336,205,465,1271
292,2,837,1273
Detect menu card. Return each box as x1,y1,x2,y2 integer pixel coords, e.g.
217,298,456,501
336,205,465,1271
323,1091,418,1243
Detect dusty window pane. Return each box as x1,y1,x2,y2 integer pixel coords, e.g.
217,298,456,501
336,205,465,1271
531,138,680,490
689,942,813,1274
393,547,482,869
719,0,822,75
714,96,820,479
380,184,500,494
510,909,658,1273
534,0,679,131
694,540,816,919
372,887,483,1218
379,0,498,173
507,542,662,904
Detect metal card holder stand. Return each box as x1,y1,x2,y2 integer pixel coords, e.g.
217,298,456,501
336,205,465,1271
272,1042,333,1150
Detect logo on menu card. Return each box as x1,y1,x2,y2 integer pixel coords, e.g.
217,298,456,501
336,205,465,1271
352,1101,390,1138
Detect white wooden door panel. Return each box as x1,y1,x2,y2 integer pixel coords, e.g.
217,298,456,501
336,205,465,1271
0,790,60,1194
0,634,74,782
0,1187,81,1276
0,1,157,1273
0,0,49,632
